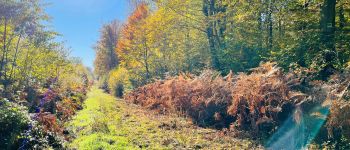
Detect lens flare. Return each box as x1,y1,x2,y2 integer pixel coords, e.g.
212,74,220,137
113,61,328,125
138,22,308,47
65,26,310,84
266,105,329,150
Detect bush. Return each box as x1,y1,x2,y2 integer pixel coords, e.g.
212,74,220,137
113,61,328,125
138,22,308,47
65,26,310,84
98,75,109,93
0,99,30,149
108,67,132,98
56,98,80,122
126,62,306,133
317,67,350,149
227,62,303,133
0,98,66,149
20,121,64,149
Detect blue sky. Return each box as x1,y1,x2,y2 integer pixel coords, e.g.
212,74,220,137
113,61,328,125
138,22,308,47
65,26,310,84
44,0,129,68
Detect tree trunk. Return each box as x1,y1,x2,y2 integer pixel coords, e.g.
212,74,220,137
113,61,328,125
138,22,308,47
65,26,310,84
320,0,336,51
258,9,264,56
319,0,336,79
267,0,273,49
203,0,226,70
143,39,150,81
339,3,345,29
0,17,7,80
19,46,31,86
203,0,219,69
10,34,22,81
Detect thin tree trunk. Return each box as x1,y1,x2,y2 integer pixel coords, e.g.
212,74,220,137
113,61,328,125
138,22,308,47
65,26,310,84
143,39,150,81
278,16,282,38
0,17,7,79
10,34,22,80
258,10,264,54
296,0,310,67
267,0,273,49
203,0,227,70
185,31,192,71
337,2,347,65
3,35,13,81
19,45,31,86
339,3,345,29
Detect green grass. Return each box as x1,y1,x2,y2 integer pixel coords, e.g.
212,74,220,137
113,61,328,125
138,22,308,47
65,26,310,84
67,87,259,149
66,87,133,149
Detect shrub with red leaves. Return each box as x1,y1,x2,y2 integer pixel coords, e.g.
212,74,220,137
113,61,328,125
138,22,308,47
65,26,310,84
126,62,307,133
227,63,305,133
36,112,62,133
56,98,80,122
126,70,234,128
322,68,350,147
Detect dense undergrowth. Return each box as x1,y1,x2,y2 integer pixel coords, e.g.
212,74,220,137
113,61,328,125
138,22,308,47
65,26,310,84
0,1,94,149
0,64,93,149
0,70,92,149
125,62,350,148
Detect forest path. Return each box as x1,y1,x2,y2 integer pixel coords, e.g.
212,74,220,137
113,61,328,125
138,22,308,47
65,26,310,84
66,87,259,149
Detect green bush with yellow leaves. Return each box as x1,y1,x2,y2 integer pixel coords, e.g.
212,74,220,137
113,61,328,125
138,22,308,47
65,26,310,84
108,67,133,98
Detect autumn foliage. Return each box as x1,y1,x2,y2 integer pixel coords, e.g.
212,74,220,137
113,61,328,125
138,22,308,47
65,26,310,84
227,63,306,131
325,69,350,142
116,3,149,60
126,63,307,134
126,69,234,128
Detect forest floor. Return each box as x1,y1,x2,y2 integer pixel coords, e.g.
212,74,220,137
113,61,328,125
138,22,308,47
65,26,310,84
66,87,261,149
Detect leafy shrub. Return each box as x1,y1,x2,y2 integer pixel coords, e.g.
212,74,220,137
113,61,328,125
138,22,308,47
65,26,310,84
56,98,80,122
7,70,91,148
20,121,64,149
0,94,66,149
0,99,30,149
108,67,132,98
57,64,92,95
98,74,110,93
327,69,350,134
317,67,350,149
36,112,62,133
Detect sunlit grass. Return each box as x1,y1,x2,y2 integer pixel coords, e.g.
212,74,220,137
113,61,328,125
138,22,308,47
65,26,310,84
66,87,257,149
67,87,136,149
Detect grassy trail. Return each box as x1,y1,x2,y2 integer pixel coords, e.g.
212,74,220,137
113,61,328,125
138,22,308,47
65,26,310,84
67,87,258,149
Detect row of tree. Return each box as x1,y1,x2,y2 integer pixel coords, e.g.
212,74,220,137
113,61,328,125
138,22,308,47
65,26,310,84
94,0,350,91
0,1,92,148
0,0,90,95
